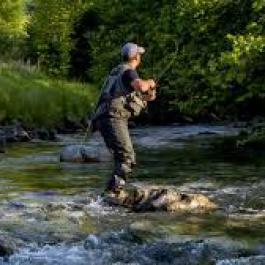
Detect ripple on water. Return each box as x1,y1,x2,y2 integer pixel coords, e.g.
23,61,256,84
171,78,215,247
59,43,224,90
0,245,90,265
217,256,265,265
2,230,265,265
132,125,240,148
84,195,121,217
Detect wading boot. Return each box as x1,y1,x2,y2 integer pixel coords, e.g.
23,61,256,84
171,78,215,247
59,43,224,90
104,175,126,195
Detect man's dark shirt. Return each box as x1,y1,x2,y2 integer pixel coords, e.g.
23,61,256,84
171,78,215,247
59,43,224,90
121,69,139,92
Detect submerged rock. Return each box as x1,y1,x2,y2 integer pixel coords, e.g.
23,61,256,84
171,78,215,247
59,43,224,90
43,202,86,223
59,145,102,163
0,232,24,258
30,128,57,141
0,125,30,143
104,184,217,212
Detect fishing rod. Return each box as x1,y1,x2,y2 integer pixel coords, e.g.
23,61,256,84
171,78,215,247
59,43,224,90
151,41,179,88
154,55,177,84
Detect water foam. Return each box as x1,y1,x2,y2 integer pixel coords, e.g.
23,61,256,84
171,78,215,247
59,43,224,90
84,195,120,217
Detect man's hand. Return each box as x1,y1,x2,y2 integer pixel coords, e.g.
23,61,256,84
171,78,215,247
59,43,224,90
142,89,156,101
131,78,157,93
148,79,157,90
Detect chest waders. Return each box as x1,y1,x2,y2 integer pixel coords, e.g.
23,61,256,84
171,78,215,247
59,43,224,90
91,64,147,125
92,64,147,192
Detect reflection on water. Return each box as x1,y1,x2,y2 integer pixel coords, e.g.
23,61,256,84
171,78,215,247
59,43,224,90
0,125,265,264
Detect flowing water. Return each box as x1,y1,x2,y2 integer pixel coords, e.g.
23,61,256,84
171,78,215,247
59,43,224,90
0,124,265,265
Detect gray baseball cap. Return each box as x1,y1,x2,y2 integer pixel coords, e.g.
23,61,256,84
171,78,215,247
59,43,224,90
121,42,145,58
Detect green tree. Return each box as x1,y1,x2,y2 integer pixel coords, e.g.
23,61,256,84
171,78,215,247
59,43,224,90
0,0,28,58
0,0,27,36
87,0,265,122
29,0,89,76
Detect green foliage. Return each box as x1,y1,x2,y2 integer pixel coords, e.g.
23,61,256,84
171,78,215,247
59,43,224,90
87,0,265,120
0,0,27,36
0,62,97,129
237,124,265,148
1,0,265,126
0,0,28,59
28,0,90,76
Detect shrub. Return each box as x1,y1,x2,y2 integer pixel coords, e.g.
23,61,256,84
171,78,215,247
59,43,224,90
0,61,98,129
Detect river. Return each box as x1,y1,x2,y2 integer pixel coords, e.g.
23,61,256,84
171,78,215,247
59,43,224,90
0,124,265,265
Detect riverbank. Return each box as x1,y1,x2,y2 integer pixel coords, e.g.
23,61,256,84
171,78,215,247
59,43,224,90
1,62,264,151
0,62,98,131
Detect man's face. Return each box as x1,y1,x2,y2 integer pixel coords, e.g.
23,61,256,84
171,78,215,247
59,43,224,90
136,53,142,67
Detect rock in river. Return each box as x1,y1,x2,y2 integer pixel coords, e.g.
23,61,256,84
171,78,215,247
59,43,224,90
0,125,30,144
60,145,102,163
0,232,24,258
104,184,217,212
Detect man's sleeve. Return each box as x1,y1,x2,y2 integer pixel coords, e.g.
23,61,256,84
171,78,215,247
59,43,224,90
122,70,139,91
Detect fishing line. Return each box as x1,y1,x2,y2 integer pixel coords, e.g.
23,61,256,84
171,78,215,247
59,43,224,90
154,41,179,83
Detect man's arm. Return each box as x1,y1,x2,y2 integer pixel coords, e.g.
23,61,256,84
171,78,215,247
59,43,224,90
131,79,156,93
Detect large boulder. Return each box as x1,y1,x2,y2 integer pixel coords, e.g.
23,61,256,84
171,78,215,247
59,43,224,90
104,184,217,212
60,145,103,163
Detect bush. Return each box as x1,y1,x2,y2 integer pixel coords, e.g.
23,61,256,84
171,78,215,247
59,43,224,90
28,0,90,76
2,0,265,124
0,61,98,129
237,123,265,148
0,0,28,60
87,0,265,121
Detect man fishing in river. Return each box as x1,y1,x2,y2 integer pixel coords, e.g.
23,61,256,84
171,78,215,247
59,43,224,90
91,42,157,193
